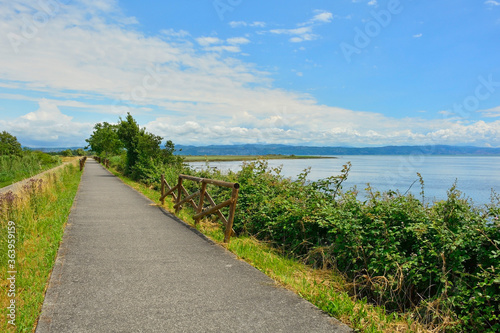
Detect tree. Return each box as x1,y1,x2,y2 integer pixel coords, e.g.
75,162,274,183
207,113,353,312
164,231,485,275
0,131,22,156
61,149,73,157
117,113,141,175
75,148,86,156
85,122,122,156
163,140,183,165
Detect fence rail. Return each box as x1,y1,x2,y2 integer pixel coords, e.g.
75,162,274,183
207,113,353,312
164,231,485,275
160,174,240,243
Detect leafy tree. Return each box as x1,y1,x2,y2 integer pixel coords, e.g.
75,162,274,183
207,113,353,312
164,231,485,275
163,140,183,165
0,131,22,156
75,148,86,156
117,113,141,175
85,122,122,157
61,149,73,157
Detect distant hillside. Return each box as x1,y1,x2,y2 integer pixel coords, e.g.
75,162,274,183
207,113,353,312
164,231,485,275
25,147,85,153
176,144,500,156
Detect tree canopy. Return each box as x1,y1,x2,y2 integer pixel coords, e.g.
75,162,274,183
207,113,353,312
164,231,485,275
0,131,22,156
85,122,123,156
87,113,182,182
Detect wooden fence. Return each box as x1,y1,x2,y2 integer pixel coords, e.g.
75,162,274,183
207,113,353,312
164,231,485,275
160,174,240,243
94,156,110,168
79,156,87,171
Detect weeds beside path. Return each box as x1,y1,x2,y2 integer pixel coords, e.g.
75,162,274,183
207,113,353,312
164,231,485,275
0,160,74,194
0,161,82,332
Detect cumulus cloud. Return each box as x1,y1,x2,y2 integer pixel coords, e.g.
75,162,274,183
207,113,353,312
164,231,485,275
0,100,92,147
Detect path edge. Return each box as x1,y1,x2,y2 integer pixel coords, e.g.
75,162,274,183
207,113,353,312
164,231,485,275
34,163,85,333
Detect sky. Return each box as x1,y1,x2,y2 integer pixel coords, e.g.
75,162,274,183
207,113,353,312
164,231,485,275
0,0,500,148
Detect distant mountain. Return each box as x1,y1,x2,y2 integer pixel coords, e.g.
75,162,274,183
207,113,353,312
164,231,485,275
176,144,500,156
25,147,85,153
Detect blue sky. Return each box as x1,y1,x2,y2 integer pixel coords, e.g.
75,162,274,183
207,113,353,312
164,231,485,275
0,0,499,148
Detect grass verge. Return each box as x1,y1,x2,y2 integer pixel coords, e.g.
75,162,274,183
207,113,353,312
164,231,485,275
0,162,82,332
106,164,426,333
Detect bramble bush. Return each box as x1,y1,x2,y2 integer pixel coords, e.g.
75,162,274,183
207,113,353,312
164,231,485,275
183,160,499,332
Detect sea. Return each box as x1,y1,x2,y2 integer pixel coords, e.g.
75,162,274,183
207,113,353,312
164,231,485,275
188,155,500,206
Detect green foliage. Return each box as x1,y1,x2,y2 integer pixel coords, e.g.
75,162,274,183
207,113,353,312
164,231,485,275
60,149,73,157
180,160,499,332
86,122,123,157
0,131,22,156
117,113,141,175
0,151,61,188
95,113,184,182
74,148,86,156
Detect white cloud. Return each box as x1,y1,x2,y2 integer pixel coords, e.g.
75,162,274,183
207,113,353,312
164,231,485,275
485,0,500,6
161,29,190,38
413,33,423,38
0,100,92,147
270,10,333,43
368,0,378,6
229,21,266,28
270,26,317,43
311,11,334,23
227,37,250,45
250,21,266,28
479,106,500,117
195,36,249,52
229,21,247,28
196,37,222,46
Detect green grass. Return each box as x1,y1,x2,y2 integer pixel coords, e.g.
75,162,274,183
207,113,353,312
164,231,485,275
0,162,82,332
181,154,336,162
0,153,61,188
105,164,425,332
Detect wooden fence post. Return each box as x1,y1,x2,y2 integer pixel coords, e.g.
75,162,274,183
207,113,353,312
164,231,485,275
195,182,207,225
175,176,182,213
225,184,240,243
160,174,165,205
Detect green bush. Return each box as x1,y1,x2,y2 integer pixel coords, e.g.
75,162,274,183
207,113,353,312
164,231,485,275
181,160,499,332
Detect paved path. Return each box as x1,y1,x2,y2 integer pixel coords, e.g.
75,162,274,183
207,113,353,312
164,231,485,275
36,159,351,333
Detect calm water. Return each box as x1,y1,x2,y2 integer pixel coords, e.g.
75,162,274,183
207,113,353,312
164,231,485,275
189,156,500,205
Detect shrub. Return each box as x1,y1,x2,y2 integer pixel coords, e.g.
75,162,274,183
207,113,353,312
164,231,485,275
182,160,499,332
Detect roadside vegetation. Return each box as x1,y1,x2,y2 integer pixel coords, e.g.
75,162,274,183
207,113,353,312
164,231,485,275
0,131,62,188
0,162,82,332
89,114,500,332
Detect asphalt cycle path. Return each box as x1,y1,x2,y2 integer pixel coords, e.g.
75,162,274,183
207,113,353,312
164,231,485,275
36,159,351,332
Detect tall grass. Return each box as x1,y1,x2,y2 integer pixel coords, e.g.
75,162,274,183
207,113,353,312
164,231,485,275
0,163,82,332
0,152,61,188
